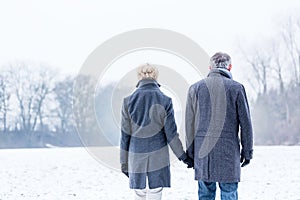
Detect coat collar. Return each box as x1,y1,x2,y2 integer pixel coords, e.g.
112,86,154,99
208,68,233,79
136,78,161,88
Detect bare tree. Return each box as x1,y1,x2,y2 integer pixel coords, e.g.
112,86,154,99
72,74,105,146
240,46,270,95
7,62,55,138
53,76,74,134
270,42,285,94
72,75,94,133
281,16,300,85
0,74,11,132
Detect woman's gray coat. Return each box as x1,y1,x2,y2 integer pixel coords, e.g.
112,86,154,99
185,69,253,183
120,79,186,189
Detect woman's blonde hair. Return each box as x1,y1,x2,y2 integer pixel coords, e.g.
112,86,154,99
137,63,159,81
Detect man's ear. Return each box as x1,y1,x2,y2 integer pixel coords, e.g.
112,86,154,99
228,64,232,71
209,66,212,70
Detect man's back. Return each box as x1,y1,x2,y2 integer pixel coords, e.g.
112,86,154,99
190,70,248,139
185,54,253,187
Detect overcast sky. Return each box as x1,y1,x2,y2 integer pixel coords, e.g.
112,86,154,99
0,0,299,80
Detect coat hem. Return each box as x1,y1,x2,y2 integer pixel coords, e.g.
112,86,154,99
195,176,240,183
130,185,171,189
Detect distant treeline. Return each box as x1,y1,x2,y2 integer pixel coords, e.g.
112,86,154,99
0,63,121,148
240,16,300,145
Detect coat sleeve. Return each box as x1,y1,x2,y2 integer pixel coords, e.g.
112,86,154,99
163,98,186,160
120,98,131,164
185,86,196,159
237,85,254,160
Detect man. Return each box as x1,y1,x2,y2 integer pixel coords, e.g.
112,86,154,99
185,52,253,200
120,63,193,200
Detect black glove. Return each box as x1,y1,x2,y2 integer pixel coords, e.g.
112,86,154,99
240,155,250,167
121,163,129,177
182,156,194,168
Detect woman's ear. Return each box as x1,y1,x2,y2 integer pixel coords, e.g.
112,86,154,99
228,64,232,71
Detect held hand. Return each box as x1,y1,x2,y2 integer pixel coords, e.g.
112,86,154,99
240,155,250,167
183,156,194,168
121,163,129,177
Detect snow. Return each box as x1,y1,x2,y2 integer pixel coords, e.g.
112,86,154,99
0,146,299,200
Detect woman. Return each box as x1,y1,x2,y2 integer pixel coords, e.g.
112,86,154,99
120,63,193,200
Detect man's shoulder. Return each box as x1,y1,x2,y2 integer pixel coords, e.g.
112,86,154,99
190,79,207,90
226,79,245,91
189,78,245,92
189,78,243,88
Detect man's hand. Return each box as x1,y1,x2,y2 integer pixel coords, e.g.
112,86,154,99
240,155,250,167
183,156,194,168
121,163,129,177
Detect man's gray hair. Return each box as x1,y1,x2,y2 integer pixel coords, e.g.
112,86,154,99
210,52,231,69
137,63,159,81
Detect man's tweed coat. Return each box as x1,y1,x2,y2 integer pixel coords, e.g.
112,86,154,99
186,69,253,183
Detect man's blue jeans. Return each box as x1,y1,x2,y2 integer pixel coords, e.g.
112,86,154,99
198,181,238,200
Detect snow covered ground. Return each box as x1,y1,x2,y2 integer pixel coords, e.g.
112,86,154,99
0,146,299,200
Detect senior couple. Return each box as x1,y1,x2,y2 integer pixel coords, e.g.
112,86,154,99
120,52,253,200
